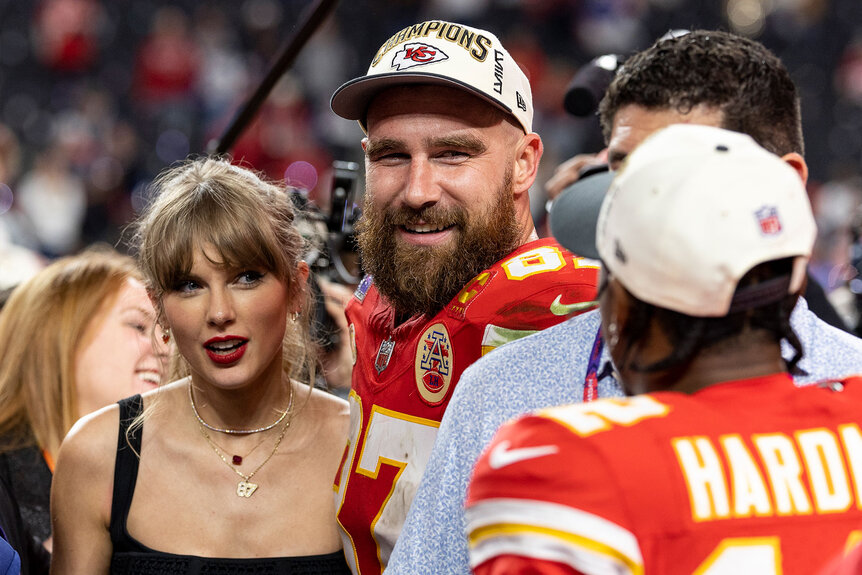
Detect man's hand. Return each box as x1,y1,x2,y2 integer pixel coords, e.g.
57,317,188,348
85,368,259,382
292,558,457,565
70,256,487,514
318,276,354,391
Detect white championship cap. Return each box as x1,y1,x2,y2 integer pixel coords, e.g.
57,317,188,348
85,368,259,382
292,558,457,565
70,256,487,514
330,20,533,134
594,124,816,317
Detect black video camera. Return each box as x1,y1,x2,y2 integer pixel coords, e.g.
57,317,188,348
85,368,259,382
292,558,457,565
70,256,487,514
291,160,362,286
290,160,363,355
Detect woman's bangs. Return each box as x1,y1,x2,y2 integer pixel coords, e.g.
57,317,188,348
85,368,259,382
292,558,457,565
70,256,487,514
185,199,282,277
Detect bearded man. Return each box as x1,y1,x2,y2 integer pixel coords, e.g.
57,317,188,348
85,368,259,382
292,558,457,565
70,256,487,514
328,19,599,575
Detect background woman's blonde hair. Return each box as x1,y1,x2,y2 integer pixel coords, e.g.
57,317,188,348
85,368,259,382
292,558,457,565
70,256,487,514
0,246,141,458
133,155,316,387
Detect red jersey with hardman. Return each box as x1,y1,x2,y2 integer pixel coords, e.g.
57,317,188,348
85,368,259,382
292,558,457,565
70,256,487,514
466,373,862,575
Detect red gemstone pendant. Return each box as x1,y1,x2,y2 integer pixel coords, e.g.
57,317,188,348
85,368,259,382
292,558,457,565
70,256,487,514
232,455,243,465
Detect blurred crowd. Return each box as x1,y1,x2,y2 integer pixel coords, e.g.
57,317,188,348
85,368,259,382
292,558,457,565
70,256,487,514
2,0,862,329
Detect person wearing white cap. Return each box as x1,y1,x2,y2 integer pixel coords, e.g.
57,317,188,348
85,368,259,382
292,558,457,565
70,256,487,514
465,124,862,575
329,19,600,574
390,30,862,575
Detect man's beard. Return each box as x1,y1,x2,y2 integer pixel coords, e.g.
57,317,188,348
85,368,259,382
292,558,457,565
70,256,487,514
356,170,521,319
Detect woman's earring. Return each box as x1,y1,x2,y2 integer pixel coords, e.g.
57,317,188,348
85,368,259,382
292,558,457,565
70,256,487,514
291,311,300,322
161,327,171,344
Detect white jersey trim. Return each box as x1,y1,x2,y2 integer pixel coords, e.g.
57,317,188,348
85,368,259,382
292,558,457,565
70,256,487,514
466,498,643,575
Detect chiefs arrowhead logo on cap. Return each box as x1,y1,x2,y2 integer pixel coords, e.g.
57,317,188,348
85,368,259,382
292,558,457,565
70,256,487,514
391,42,448,71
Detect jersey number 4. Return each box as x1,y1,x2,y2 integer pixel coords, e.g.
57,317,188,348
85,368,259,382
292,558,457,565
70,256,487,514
693,532,860,574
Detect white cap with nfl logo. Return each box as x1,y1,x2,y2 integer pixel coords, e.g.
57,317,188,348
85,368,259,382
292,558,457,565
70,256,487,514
594,124,817,317
330,20,533,133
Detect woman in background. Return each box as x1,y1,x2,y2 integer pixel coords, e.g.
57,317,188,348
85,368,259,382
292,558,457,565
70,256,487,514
0,246,165,573
51,157,350,574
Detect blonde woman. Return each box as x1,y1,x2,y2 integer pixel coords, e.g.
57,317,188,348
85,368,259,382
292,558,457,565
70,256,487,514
0,247,164,572
51,157,351,574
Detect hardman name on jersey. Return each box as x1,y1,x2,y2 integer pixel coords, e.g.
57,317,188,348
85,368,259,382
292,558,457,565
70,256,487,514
544,395,862,523
674,425,862,521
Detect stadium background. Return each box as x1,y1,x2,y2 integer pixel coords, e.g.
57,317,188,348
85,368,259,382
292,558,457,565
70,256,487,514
1,0,861,328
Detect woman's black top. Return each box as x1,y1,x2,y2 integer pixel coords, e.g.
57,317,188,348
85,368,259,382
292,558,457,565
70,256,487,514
110,395,351,575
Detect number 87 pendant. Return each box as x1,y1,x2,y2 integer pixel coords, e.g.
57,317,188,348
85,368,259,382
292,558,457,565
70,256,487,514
237,480,258,497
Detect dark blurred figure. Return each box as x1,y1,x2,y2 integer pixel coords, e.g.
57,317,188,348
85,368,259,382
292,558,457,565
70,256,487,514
0,475,43,574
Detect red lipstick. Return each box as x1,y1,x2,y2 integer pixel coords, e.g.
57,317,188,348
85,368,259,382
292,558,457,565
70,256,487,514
204,335,248,365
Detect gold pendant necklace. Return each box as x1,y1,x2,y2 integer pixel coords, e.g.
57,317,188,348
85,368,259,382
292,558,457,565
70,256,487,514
204,433,268,466
199,416,291,497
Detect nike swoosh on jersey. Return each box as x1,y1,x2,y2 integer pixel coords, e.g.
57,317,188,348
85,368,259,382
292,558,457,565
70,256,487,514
550,294,598,316
488,440,559,469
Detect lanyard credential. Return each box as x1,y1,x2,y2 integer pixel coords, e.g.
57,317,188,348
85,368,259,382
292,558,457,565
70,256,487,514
583,327,604,402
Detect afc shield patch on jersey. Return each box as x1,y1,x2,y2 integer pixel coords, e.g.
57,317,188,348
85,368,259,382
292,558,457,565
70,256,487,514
415,323,453,406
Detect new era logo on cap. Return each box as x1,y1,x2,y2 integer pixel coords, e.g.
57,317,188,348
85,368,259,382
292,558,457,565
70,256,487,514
392,43,448,70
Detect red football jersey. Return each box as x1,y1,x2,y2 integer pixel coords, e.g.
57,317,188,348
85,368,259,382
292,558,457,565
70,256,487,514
466,373,862,575
817,540,862,575
334,238,599,574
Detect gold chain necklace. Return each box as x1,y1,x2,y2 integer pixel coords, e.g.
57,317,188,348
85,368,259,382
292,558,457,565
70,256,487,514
199,415,291,498
204,433,268,466
189,382,292,435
